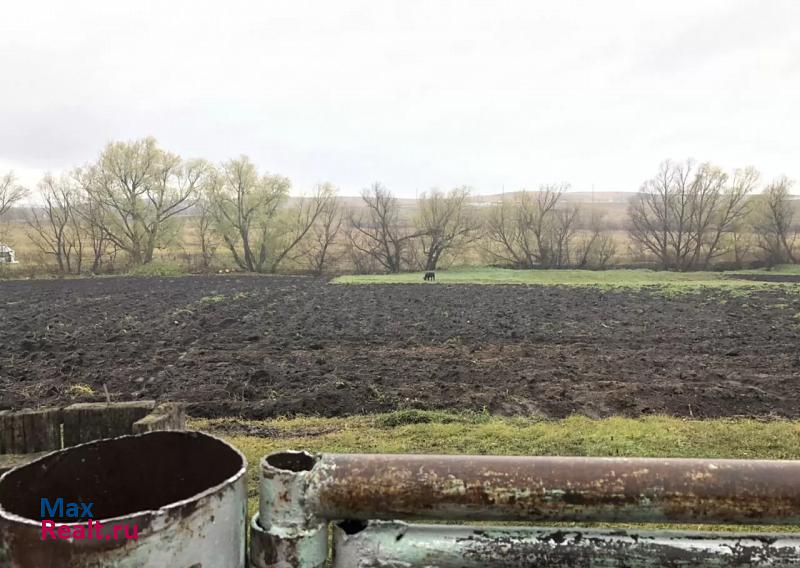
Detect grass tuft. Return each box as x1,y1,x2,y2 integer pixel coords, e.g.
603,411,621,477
199,294,226,305
127,260,188,277
373,409,491,428
66,383,95,397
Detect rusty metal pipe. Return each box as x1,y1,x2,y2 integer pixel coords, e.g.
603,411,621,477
332,521,800,568
264,452,800,525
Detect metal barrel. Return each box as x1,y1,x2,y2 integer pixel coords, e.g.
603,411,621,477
0,430,247,568
332,521,800,568
264,452,800,524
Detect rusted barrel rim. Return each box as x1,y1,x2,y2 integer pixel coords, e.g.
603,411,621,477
0,430,247,528
261,450,319,474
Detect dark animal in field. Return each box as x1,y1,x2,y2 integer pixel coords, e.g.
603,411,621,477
424,271,436,281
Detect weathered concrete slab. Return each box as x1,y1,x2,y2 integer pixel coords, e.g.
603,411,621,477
0,408,62,454
62,400,156,447
133,403,186,434
0,452,50,475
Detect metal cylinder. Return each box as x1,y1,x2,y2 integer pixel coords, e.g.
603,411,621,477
259,450,321,531
265,452,800,524
250,514,327,568
252,451,327,568
0,430,247,568
332,521,800,568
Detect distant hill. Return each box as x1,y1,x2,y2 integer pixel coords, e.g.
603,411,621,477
468,191,634,226
471,191,635,205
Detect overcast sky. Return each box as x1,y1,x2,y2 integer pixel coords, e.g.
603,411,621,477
1,0,798,197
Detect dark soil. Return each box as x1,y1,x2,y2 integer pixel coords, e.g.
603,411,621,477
1,275,799,419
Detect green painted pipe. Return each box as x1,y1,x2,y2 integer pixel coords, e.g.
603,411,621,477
333,521,800,568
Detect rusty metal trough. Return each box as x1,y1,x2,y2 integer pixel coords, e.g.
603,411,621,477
0,431,247,568
252,451,800,567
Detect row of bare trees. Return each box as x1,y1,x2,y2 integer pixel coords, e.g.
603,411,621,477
1,140,339,275
343,182,618,273
1,146,797,275
4,143,611,275
348,162,797,273
14,139,202,274
346,184,483,273
342,162,796,273
482,184,616,269
628,160,798,269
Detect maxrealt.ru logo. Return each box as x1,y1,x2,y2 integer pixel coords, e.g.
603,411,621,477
40,498,138,541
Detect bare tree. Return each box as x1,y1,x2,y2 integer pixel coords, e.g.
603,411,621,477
629,160,699,270
349,183,417,273
575,214,617,268
194,190,219,269
0,172,27,219
484,184,574,268
698,167,758,267
25,174,82,273
73,169,115,273
208,156,290,272
484,198,524,267
83,138,207,265
729,217,755,268
416,186,481,271
628,160,756,270
268,183,336,273
295,184,343,275
753,177,798,265
551,206,580,267
344,216,380,274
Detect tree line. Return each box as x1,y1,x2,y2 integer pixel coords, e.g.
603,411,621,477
629,160,797,269
0,139,797,275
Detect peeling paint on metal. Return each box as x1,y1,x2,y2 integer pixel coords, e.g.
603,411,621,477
249,514,326,568
332,521,800,567
257,451,800,566
253,452,326,567
303,454,800,524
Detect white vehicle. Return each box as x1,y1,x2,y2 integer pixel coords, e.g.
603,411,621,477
0,243,18,264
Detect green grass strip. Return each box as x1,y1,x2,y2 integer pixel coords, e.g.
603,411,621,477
333,265,800,291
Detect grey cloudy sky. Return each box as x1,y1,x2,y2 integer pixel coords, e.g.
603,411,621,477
1,0,798,197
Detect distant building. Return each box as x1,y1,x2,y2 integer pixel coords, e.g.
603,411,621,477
0,243,18,264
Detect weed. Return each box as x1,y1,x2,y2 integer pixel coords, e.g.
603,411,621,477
199,294,226,305
67,383,95,396
128,261,188,277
